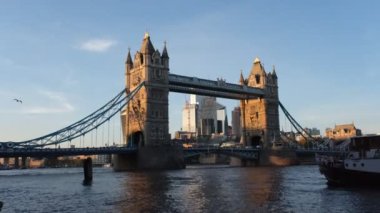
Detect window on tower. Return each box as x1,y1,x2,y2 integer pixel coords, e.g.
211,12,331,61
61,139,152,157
255,75,261,84
154,69,162,79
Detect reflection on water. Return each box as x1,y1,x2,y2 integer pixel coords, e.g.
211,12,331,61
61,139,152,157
122,172,173,212
118,166,281,212
1,165,380,212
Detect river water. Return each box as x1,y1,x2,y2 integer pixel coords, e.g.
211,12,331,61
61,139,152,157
1,165,379,212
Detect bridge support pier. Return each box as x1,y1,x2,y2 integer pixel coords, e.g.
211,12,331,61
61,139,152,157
112,152,138,171
258,149,299,166
230,157,258,167
199,153,229,164
14,157,19,169
83,157,93,185
21,157,27,169
229,149,299,167
113,145,185,171
3,158,9,166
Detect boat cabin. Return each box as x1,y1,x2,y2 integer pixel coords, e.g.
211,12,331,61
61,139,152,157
350,135,380,150
349,135,380,159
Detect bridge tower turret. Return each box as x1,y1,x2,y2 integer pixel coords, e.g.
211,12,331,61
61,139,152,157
161,41,169,68
240,57,280,148
125,48,133,89
124,33,170,147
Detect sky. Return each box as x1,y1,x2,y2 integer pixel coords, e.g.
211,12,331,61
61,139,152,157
1,0,380,142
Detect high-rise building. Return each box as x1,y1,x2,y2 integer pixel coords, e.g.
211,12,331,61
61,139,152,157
216,106,227,134
231,106,241,137
182,101,198,133
181,95,228,137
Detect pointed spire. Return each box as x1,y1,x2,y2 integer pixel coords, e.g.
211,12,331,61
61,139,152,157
272,65,277,78
140,32,155,55
251,56,266,75
125,47,133,65
254,57,260,64
162,41,169,58
239,70,245,84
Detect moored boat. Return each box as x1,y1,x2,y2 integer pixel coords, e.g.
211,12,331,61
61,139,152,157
317,135,380,186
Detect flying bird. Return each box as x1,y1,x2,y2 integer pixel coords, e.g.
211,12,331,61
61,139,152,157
13,98,22,104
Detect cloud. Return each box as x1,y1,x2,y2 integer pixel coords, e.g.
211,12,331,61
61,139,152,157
0,56,27,71
79,39,117,52
24,90,74,114
0,57,15,66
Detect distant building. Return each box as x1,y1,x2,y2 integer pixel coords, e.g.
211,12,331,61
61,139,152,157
325,123,362,141
216,106,228,134
303,127,321,138
181,95,229,137
182,101,198,133
198,96,218,135
174,131,197,140
231,107,241,138
94,155,112,164
281,131,296,142
288,128,321,145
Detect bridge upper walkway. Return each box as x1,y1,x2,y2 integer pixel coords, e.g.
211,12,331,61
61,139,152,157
168,74,264,99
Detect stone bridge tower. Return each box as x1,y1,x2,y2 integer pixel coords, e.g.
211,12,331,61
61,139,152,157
123,33,170,147
116,34,184,170
240,58,280,148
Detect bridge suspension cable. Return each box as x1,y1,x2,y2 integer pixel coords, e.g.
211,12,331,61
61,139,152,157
279,101,316,143
4,82,145,148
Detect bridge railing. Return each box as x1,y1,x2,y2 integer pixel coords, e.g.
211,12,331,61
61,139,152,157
183,146,260,160
293,146,350,153
0,146,138,158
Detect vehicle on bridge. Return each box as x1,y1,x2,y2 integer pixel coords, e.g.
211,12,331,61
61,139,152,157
220,141,240,148
317,135,380,186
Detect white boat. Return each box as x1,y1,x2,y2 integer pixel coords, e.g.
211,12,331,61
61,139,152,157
317,135,380,186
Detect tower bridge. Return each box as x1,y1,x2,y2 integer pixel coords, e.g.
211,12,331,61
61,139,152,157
0,33,339,170
116,33,281,169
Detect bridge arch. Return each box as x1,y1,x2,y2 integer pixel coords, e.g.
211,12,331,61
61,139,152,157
127,131,144,148
249,135,262,147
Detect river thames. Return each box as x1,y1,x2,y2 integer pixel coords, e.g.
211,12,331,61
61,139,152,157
1,165,379,212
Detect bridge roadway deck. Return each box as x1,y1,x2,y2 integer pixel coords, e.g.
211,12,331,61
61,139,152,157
183,147,260,160
294,148,348,155
0,147,138,158
0,146,261,159
0,146,347,159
